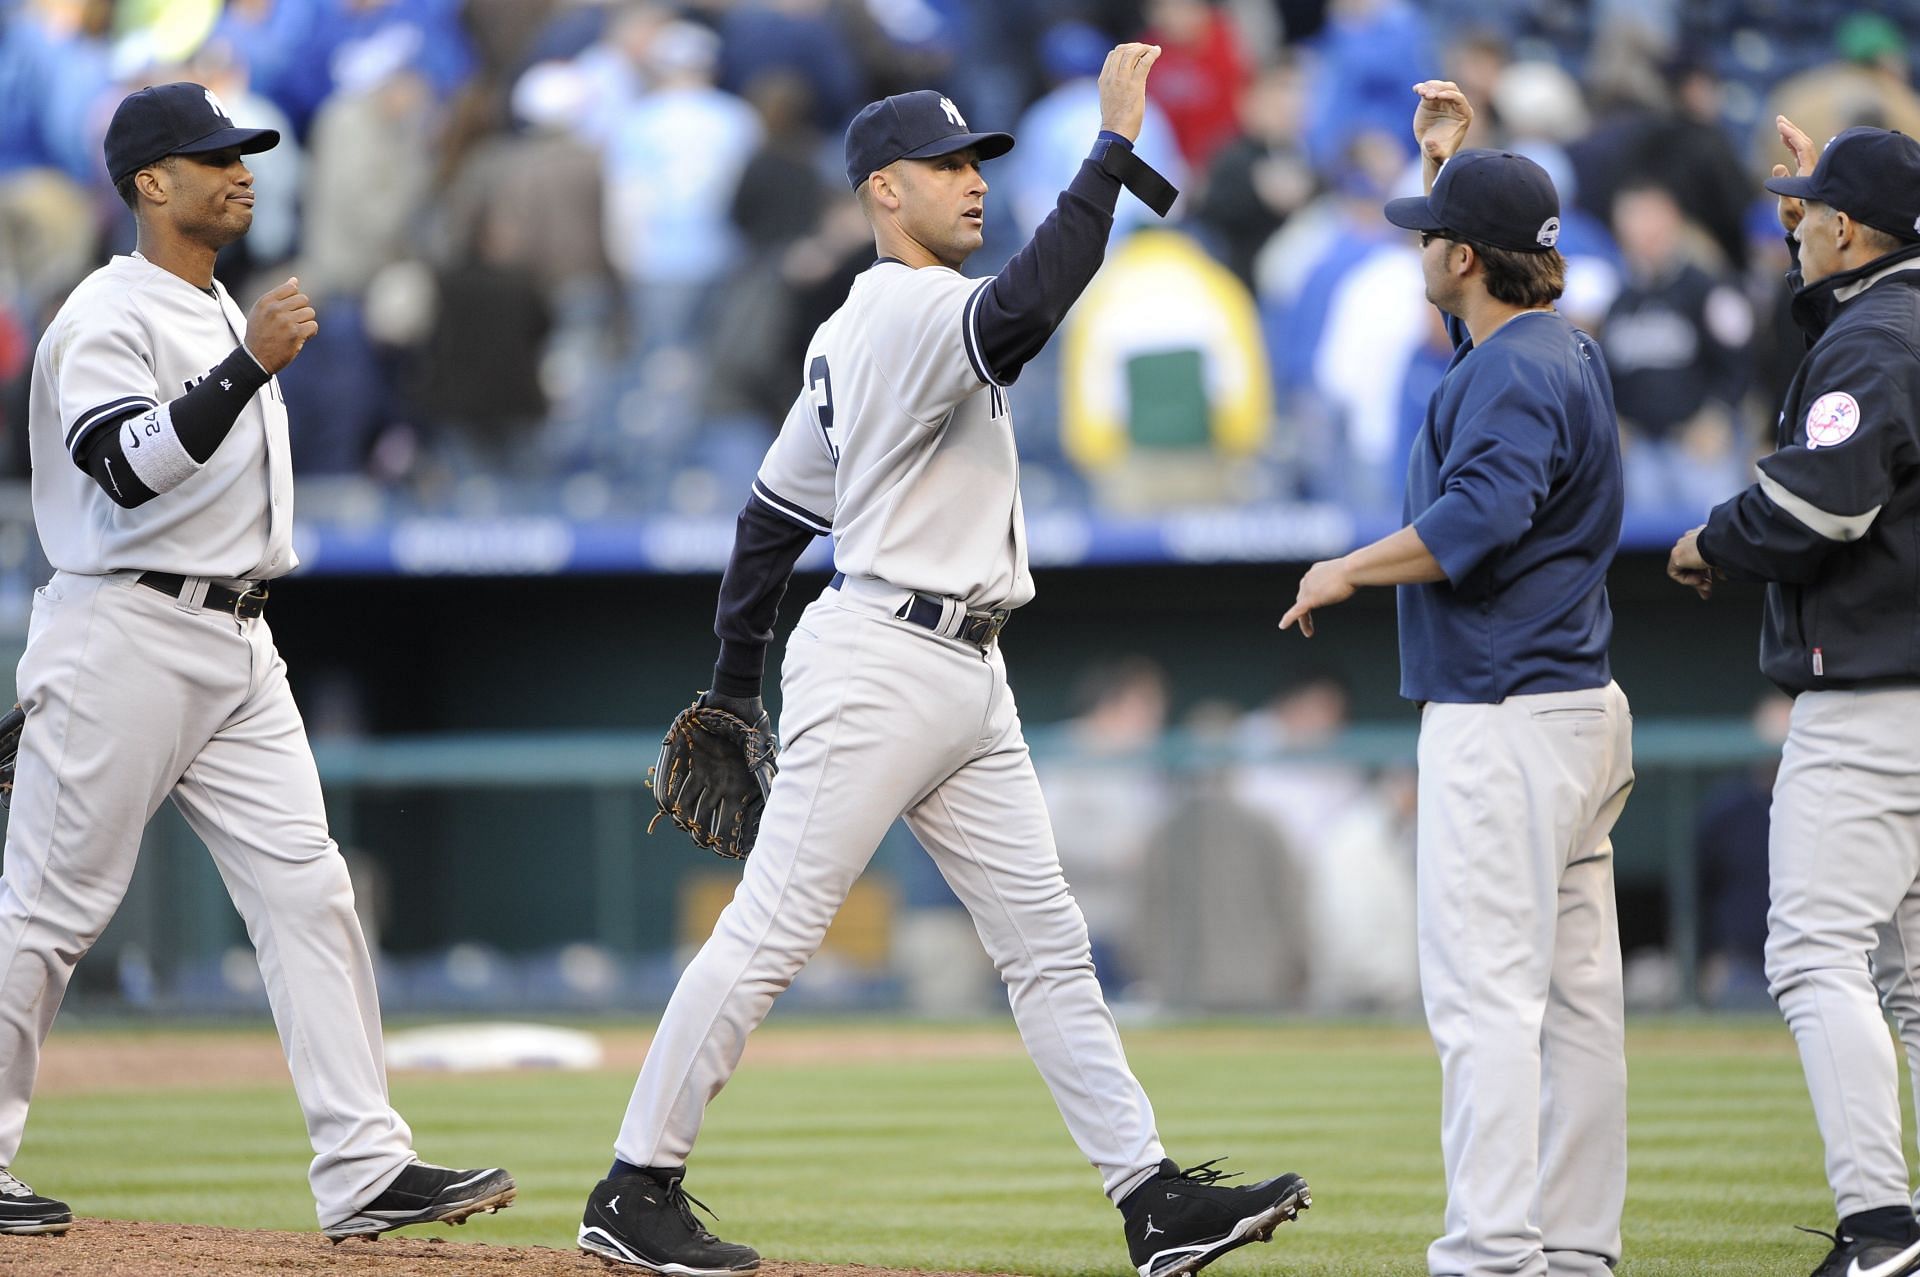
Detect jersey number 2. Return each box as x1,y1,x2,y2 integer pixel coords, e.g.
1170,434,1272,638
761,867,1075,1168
808,355,839,464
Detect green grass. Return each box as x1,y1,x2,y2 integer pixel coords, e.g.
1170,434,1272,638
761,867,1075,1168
11,1018,1858,1274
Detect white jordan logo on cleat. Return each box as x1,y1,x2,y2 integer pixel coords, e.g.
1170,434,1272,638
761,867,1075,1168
1143,1218,1163,1238
607,1195,619,1215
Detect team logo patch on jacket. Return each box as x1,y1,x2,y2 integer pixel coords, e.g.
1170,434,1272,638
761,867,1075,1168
1805,390,1861,448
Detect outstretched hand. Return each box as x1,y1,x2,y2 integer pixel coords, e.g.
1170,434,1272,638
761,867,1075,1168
1279,559,1357,638
1098,42,1163,143
1411,80,1474,170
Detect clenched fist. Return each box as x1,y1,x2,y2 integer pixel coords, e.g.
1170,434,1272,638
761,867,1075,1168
245,276,318,374
1098,42,1163,143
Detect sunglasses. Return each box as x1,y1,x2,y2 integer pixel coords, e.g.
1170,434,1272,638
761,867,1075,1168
1419,230,1461,248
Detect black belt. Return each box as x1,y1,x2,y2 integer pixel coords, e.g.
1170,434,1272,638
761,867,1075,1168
830,573,1009,649
136,572,269,619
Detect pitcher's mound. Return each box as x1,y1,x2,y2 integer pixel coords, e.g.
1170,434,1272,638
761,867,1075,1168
0,1219,1016,1277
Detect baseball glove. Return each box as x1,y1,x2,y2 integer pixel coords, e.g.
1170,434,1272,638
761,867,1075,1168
0,703,22,808
648,691,778,860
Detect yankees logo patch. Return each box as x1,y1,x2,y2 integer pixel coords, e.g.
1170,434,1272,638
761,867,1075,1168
939,96,966,128
204,87,233,124
1804,390,1861,449
1535,216,1561,248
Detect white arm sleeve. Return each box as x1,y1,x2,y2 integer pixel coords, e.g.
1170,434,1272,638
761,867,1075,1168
118,402,204,494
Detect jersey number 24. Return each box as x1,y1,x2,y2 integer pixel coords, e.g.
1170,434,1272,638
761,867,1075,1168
808,355,839,464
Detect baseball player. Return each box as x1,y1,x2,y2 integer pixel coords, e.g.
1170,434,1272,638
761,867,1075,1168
0,83,514,1240
578,46,1310,1277
1668,119,1920,1277
1282,82,1634,1277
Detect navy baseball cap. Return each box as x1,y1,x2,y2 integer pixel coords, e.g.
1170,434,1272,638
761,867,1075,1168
1384,148,1563,254
844,90,1013,189
105,82,280,185
1764,126,1920,243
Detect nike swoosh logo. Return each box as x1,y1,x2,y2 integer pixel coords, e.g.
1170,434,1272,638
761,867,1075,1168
1850,1238,1920,1277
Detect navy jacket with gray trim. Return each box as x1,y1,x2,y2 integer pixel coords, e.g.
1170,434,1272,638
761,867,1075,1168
1697,239,1920,694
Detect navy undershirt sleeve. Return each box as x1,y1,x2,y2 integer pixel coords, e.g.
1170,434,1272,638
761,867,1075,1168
973,134,1176,384
711,497,823,698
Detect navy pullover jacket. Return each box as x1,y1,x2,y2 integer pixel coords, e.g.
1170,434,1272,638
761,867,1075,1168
1397,310,1624,703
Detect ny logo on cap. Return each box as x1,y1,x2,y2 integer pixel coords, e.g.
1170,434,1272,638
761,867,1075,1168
1535,216,1561,248
204,87,233,124
939,96,966,128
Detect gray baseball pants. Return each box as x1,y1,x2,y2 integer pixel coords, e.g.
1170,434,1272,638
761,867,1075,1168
0,570,414,1226
614,581,1166,1200
1767,687,1920,1222
1417,682,1634,1277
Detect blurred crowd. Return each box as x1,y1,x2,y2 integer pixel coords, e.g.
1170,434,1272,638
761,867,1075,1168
3,0,1920,524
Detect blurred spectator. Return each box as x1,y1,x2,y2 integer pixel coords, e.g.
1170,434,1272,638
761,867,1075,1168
1440,28,1508,152
446,61,616,307
569,1,672,147
1038,657,1173,991
188,38,303,282
1761,14,1920,174
1695,693,1791,1010
1564,19,1669,236
1139,701,1310,1011
413,240,555,474
1491,61,1624,330
1311,228,1426,510
1637,52,1753,272
604,21,759,364
1234,671,1368,860
702,71,832,435
0,169,95,320
1229,673,1418,1010
1255,126,1409,501
1060,229,1271,510
1303,768,1418,1012
217,0,476,136
1601,179,1752,516
1194,56,1316,286
717,0,861,133
299,57,438,299
0,0,117,183
1008,21,1186,240
1141,0,1252,177
1300,0,1432,174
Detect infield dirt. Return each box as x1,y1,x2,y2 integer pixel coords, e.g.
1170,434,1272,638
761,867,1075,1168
0,1220,1020,1277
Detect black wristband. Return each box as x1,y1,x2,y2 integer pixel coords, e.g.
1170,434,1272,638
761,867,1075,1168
1094,140,1178,217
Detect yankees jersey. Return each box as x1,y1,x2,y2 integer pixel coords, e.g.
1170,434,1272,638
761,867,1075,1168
28,253,295,580
708,133,1177,699
754,259,1033,611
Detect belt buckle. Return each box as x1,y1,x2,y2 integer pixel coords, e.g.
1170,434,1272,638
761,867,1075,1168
970,608,1009,649
232,585,269,618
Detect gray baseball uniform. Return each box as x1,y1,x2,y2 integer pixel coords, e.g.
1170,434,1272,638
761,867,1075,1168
615,254,1165,1198
0,252,414,1227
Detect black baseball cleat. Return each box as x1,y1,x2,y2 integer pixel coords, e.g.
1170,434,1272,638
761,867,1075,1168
322,1162,516,1240
0,1169,72,1235
1120,1157,1311,1277
578,1167,760,1274
1801,1225,1920,1277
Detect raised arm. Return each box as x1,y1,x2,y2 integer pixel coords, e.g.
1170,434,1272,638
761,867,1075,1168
971,44,1178,383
